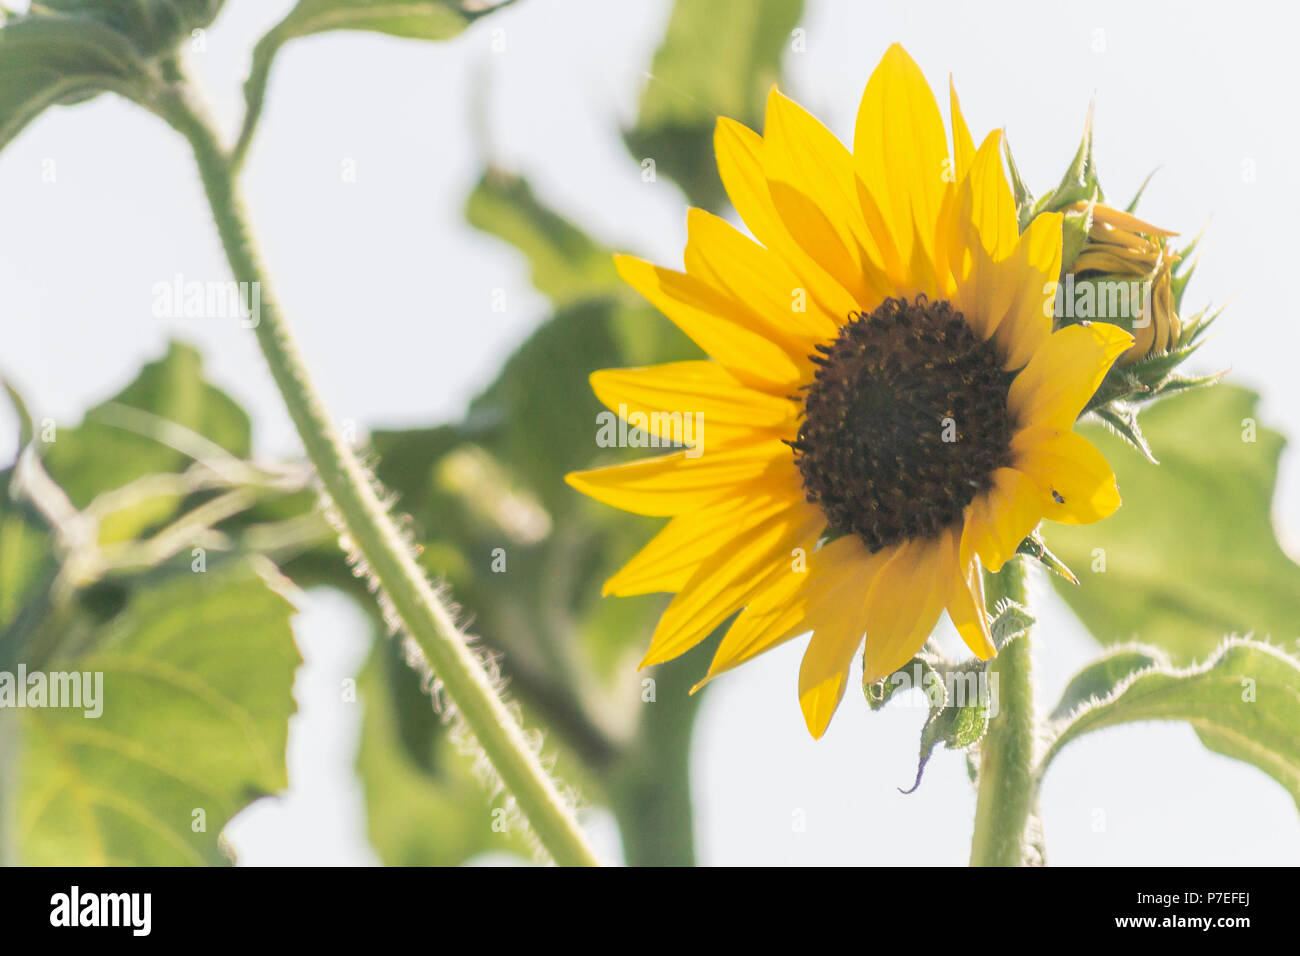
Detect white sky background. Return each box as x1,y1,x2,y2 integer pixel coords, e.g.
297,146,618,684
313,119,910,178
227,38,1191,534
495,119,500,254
1,0,1298,865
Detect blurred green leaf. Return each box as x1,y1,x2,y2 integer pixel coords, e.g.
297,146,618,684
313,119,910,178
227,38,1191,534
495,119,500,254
15,558,300,865
1046,386,1300,662
0,344,263,672
1041,638,1300,812
0,9,152,152
265,0,493,42
42,341,250,514
368,299,679,695
465,168,618,304
41,0,223,55
624,0,803,211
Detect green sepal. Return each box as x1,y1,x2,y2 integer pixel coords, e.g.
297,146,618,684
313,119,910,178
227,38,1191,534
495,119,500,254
1003,134,1036,232
989,599,1035,649
1016,532,1081,584
902,663,990,794
1035,102,1103,214
1124,167,1161,214
866,598,1034,793
1058,203,1094,274
1092,403,1157,464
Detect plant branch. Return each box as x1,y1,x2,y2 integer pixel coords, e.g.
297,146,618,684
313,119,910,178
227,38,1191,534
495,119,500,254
153,73,600,867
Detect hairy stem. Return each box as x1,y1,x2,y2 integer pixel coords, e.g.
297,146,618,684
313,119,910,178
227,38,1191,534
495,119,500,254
970,557,1038,866
155,77,600,867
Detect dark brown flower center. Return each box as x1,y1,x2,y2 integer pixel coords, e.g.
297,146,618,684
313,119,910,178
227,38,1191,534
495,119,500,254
790,296,1015,552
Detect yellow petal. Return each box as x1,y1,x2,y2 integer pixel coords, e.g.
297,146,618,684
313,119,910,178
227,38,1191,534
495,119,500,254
1006,321,1133,432
853,43,950,264
614,255,802,392
966,129,1018,261
951,131,1018,339
565,442,789,517
766,178,883,312
795,542,894,738
603,480,798,596
701,535,876,687
762,87,898,299
945,532,996,659
861,533,953,682
948,76,976,182
960,467,1043,573
1012,428,1121,525
590,361,798,449
995,212,1063,371
683,207,837,348
712,117,861,320
641,501,824,666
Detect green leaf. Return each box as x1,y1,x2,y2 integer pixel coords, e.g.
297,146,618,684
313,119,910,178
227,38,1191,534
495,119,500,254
266,0,491,42
14,558,300,865
0,10,152,153
465,168,618,304
624,0,802,211
1047,643,1166,721
42,341,251,512
1046,385,1300,662
40,1,224,55
1041,638,1300,811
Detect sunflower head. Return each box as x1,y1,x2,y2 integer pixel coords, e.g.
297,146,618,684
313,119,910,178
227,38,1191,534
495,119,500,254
567,44,1136,738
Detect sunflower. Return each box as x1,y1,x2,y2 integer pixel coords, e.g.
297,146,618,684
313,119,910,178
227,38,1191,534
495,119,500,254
567,44,1133,738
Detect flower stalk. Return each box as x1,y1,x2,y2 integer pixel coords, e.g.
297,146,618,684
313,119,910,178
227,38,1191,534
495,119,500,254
970,557,1038,866
154,74,600,868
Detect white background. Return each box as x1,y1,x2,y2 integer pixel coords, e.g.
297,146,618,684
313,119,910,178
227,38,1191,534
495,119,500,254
1,0,1297,864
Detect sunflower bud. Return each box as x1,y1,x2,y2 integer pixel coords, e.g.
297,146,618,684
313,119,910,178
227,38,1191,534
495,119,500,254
1064,201,1181,365
1008,109,1227,465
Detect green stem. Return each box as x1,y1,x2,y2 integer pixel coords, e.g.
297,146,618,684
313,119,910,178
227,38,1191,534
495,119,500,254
154,78,600,867
606,662,700,866
969,557,1038,866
